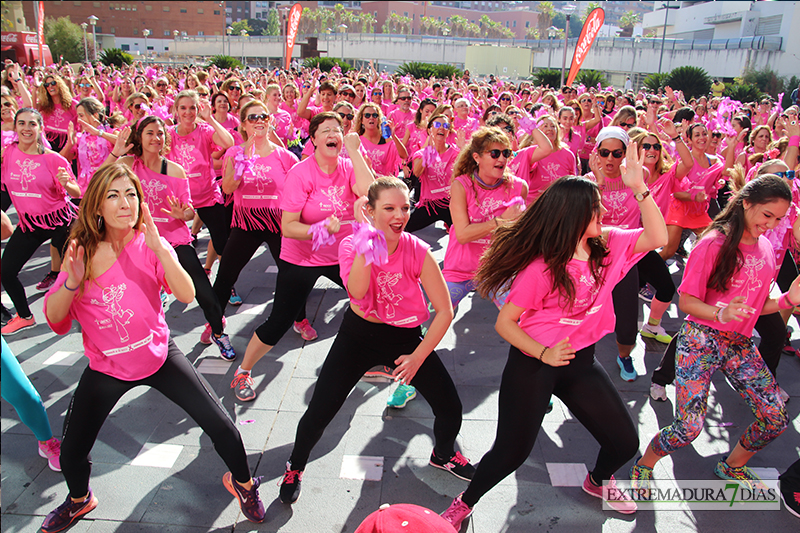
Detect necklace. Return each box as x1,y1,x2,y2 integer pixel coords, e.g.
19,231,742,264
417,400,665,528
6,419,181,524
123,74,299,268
474,171,503,189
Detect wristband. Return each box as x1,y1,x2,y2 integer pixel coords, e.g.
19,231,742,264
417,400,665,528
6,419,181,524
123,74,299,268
63,281,79,292
539,346,548,360
789,135,800,148
494,217,499,227
778,292,798,310
671,135,681,142
715,307,730,324
110,152,120,158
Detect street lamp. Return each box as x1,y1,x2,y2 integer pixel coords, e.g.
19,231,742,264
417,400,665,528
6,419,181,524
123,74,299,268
338,24,348,61
630,35,641,84
547,26,558,69
658,1,679,74
173,30,180,62
226,26,233,56
240,29,247,67
88,15,98,62
80,22,88,63
559,4,576,88
442,28,450,63
142,29,150,63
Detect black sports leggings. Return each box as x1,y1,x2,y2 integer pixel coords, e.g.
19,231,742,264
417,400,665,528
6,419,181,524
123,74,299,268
255,261,343,346
637,250,675,303
461,344,639,508
405,202,452,234
60,340,250,498
212,227,304,322
1,224,70,318
289,307,463,471
611,266,639,346
196,202,233,256
174,245,225,335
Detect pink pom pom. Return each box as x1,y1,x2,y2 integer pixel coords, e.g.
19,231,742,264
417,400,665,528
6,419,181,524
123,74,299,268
502,196,526,210
308,220,336,251
351,222,389,266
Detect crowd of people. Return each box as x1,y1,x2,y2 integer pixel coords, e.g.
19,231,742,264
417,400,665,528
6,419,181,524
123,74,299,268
1,57,799,531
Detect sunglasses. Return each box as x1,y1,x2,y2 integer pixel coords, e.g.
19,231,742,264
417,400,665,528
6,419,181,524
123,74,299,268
247,113,268,122
372,91,382,96
486,148,512,159
641,142,662,151
78,83,91,88
503,125,514,133
711,132,722,138
341,92,355,98
156,83,167,87
303,84,311,89
397,96,412,101
470,89,479,93
338,111,354,120
133,103,144,110
580,99,591,104
499,97,511,101
431,121,450,129
775,171,796,180
363,112,380,119
598,148,624,159
620,121,636,129
489,110,499,116
2,101,14,108
229,86,241,91
43,81,57,88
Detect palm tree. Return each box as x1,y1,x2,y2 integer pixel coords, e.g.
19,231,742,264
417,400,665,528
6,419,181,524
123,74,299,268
537,1,555,38
360,12,376,33
448,15,468,37
581,2,602,23
619,10,640,38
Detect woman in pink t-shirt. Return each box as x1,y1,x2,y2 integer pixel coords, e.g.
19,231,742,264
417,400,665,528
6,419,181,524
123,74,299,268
631,174,791,492
1,108,80,335
229,112,374,403
36,74,76,154
526,115,577,202
39,164,265,532
278,177,475,505
441,163,667,528
558,106,584,161
355,103,407,177
576,93,605,174
442,127,529,310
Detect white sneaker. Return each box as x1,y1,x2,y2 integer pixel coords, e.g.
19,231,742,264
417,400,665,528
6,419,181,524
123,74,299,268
779,386,790,403
650,382,667,402
640,322,672,344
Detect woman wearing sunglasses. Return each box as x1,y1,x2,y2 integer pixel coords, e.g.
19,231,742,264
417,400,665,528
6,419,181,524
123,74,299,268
405,114,460,234
442,156,668,528
355,103,407,178
72,75,104,106
230,112,374,403
525,115,577,202
658,121,725,262
610,106,638,132
577,93,606,175
369,86,389,116
36,74,76,154
496,91,515,114
124,92,150,126
441,127,528,313
221,78,243,114
109,77,134,117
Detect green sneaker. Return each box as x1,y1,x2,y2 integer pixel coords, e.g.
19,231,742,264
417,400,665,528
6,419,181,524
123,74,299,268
641,322,673,344
387,384,417,408
713,456,767,490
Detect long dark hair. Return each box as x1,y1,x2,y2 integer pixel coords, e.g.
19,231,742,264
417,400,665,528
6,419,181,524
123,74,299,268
704,174,791,292
128,116,169,158
475,176,610,306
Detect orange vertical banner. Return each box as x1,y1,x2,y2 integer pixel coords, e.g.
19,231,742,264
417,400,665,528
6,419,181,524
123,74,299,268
37,1,45,65
566,8,605,88
285,3,303,70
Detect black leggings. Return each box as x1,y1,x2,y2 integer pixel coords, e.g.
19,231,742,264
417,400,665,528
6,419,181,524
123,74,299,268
174,245,225,335
1,224,70,318
212,227,304,322
405,202,452,234
461,345,638,508
289,307,463,471
637,250,675,303
196,202,233,256
611,266,639,346
255,261,343,346
60,340,250,498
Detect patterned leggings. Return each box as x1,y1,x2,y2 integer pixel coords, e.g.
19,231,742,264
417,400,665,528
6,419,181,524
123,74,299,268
650,321,788,457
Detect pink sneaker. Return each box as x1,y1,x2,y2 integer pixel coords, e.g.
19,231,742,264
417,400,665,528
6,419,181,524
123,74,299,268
1,314,35,335
582,473,637,514
38,437,61,472
441,493,472,531
293,319,318,341
200,317,226,345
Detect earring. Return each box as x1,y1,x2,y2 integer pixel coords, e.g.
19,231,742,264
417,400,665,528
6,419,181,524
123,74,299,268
97,215,104,229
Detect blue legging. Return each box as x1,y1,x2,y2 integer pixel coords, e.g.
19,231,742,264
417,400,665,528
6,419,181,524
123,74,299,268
1,337,53,441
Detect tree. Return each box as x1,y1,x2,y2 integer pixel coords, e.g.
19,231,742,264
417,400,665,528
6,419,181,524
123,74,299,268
2,0,16,32
208,55,243,70
359,12,376,33
536,1,555,39
618,11,640,38
265,10,281,36
231,20,252,35
99,47,133,68
381,13,412,35
665,65,711,100
553,12,583,36
581,2,602,23
44,16,93,64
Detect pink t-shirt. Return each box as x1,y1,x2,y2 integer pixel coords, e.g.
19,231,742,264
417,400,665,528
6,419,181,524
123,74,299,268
339,231,430,328
453,116,480,140
412,145,459,210
225,144,298,232
167,122,223,208
44,233,176,381
41,104,77,136
586,172,642,230
388,107,415,141
649,165,679,216
1,145,77,232
280,155,359,267
272,108,296,145
507,146,536,186
679,230,775,336
529,147,577,201
76,129,114,195
281,101,309,138
562,128,584,158
133,157,193,247
508,228,645,353
406,125,428,157
360,136,401,177
442,174,527,282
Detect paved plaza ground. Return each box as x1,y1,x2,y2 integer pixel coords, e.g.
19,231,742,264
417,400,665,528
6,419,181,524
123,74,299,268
2,222,798,532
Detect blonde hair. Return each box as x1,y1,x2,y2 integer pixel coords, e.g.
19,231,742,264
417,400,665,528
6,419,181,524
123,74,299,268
353,103,384,136
37,74,73,114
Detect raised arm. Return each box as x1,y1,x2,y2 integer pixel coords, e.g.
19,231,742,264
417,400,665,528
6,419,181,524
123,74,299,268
623,142,668,254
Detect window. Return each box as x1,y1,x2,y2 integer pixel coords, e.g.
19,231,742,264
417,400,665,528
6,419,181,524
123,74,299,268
180,8,187,13
214,10,220,15
525,21,529,28
146,5,152,11
404,11,408,17
94,26,102,32
110,27,115,34
513,20,516,27
132,28,138,35
121,44,129,50
198,8,203,14
198,31,204,36
164,30,170,36
163,6,170,12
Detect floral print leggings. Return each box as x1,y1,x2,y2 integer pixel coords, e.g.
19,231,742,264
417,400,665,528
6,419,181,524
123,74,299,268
650,321,788,457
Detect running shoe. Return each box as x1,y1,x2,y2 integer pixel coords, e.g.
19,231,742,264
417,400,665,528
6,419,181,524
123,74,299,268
640,323,672,344
36,271,59,291
231,372,256,402
387,384,416,408
714,456,767,490
783,328,797,357
229,287,243,306
780,474,800,519
1,314,35,335
429,450,476,481
200,317,226,345
212,333,236,361
441,493,472,531
617,356,637,382
279,461,303,504
638,284,654,303
160,289,168,309
363,365,395,379
292,319,318,341
41,490,98,533
650,382,667,402
38,437,62,472
581,473,637,514
629,458,653,498
222,472,266,523
204,268,213,279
